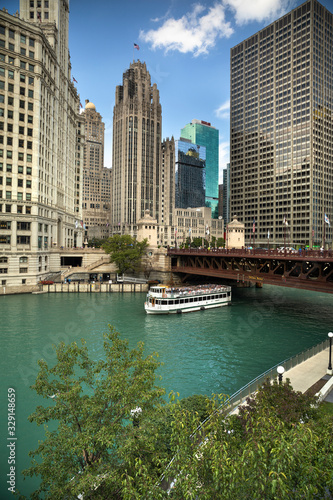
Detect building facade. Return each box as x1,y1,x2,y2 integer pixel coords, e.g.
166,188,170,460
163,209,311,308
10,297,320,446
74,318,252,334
81,99,111,241
175,138,206,209
230,0,333,248
0,0,83,286
174,206,224,247
222,163,230,224
181,119,219,219
111,60,162,236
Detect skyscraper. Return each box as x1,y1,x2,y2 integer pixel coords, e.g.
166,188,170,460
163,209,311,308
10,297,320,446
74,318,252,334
175,138,206,209
181,120,219,219
0,0,82,287
230,0,332,248
111,61,162,236
81,100,111,240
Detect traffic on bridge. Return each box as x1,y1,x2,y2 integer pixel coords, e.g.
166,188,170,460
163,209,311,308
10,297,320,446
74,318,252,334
167,247,333,294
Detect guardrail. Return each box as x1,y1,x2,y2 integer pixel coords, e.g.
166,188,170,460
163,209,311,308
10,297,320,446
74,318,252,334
116,274,147,284
159,336,330,491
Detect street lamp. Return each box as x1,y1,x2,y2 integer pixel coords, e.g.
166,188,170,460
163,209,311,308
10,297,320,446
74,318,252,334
327,332,333,375
277,365,285,385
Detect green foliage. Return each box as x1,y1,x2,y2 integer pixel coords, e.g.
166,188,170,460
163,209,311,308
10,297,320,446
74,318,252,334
87,237,104,248
216,237,225,247
161,382,333,499
22,326,166,499
102,235,148,275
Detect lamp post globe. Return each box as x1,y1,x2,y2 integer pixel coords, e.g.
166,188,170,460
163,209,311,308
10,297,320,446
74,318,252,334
277,365,285,384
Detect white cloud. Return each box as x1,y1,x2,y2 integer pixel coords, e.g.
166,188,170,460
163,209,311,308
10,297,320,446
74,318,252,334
219,141,229,183
140,3,233,57
223,0,296,25
215,99,230,119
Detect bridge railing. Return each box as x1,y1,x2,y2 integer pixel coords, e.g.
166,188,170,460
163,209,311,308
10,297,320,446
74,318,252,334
168,247,333,259
159,336,330,491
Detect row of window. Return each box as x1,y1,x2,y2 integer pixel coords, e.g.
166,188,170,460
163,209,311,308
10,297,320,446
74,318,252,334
0,150,32,161
0,178,32,188
0,164,32,174
0,68,34,86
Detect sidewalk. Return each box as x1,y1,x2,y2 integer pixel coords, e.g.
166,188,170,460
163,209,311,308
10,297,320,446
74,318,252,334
283,347,333,402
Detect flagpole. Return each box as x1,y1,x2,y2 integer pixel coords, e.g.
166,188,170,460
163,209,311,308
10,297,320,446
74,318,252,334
323,213,326,250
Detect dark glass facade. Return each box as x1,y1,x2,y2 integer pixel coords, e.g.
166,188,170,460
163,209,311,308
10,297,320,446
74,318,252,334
175,140,206,209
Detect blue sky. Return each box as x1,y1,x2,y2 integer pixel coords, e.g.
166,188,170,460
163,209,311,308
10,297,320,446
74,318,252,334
4,0,333,181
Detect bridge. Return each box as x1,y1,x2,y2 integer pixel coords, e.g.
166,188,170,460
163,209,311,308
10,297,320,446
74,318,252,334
167,247,333,294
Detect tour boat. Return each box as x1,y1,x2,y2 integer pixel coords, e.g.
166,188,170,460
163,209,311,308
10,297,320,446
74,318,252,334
144,284,231,314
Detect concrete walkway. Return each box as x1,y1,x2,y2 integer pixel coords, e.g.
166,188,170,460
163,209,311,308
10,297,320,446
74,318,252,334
283,347,333,402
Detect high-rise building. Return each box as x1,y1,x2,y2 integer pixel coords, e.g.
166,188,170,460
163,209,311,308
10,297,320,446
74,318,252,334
175,138,206,209
181,120,219,219
0,0,82,287
230,0,332,248
81,100,111,240
111,60,162,236
222,164,230,224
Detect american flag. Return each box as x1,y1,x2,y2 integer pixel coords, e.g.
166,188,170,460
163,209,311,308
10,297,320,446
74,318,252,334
325,214,330,226
252,218,255,233
134,43,139,50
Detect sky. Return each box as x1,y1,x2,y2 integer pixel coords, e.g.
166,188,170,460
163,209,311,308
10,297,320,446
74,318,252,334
4,0,333,182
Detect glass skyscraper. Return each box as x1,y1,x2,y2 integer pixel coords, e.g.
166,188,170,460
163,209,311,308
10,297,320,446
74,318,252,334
175,139,206,209
230,0,333,248
181,120,219,218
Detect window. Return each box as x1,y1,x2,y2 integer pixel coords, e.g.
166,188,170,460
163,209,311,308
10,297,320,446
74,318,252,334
18,179,23,187
8,43,14,52
26,180,31,188
28,102,33,111
20,87,25,96
27,141,32,149
19,268,28,273
8,70,14,79
6,191,11,200
0,256,7,262
6,164,12,172
29,64,34,72
8,29,14,39
18,152,24,161
18,166,23,174
8,57,14,65
21,34,26,44
17,205,23,213
0,81,4,89
7,124,12,132
29,38,35,47
28,89,33,98
27,154,32,162
26,166,32,175
5,205,11,213
17,192,23,200
20,50,26,58
28,76,34,85
25,206,31,214
6,151,12,159
19,139,24,148
27,116,33,124
8,96,13,105
17,235,30,245
27,128,32,136
20,74,25,83
19,126,24,135
0,221,10,229
6,178,12,186
0,235,10,244
7,110,13,119
29,51,34,59
26,193,31,201
20,100,25,109
19,113,24,121
7,137,12,146
17,222,31,230
8,83,13,92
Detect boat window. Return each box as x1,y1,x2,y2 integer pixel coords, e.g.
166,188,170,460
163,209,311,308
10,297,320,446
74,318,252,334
175,299,179,304
185,298,188,303
161,300,167,305
180,299,184,304
190,297,194,302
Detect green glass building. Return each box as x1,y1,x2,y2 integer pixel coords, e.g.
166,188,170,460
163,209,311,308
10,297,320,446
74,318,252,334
181,120,219,218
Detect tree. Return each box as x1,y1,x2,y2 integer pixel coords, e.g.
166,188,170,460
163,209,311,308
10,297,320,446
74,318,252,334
160,381,333,499
88,237,104,248
102,235,148,275
22,326,166,499
216,237,225,247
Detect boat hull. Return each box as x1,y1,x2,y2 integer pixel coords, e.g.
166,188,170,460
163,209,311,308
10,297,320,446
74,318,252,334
144,298,231,315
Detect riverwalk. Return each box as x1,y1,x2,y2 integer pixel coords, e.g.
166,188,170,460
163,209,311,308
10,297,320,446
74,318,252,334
283,346,333,402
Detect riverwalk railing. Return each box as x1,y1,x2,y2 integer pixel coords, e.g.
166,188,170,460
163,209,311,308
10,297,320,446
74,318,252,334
159,336,330,491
